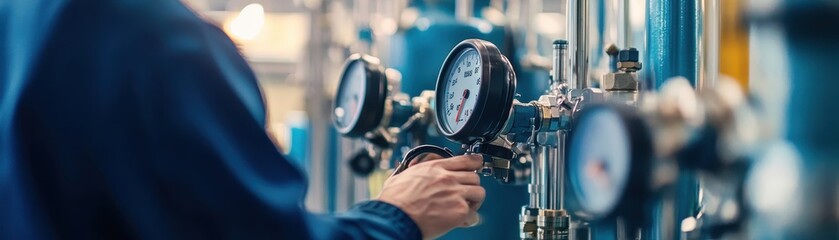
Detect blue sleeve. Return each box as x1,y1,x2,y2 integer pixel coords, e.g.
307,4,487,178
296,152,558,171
78,2,422,239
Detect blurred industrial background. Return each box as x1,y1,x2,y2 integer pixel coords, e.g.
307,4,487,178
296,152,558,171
177,0,838,239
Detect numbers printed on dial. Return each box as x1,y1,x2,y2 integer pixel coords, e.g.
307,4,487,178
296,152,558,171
442,48,482,133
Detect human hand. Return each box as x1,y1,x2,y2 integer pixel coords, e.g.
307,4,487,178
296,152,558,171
378,154,485,239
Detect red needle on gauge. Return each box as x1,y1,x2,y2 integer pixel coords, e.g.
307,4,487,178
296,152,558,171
455,89,470,122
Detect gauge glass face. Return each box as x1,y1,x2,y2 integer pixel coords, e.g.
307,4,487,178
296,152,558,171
569,109,631,216
334,61,367,129
440,48,482,134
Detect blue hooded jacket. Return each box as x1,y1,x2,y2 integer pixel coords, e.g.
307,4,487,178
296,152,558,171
0,0,420,239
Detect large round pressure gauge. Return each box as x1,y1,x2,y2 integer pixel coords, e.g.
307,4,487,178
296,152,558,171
435,39,516,143
333,54,389,137
567,105,653,220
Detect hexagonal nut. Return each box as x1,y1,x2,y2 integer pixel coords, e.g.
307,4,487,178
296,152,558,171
618,48,639,62
617,61,642,71
537,94,560,106
601,73,638,90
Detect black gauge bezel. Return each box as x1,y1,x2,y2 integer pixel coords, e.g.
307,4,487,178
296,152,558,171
332,53,389,137
566,104,653,222
434,39,517,143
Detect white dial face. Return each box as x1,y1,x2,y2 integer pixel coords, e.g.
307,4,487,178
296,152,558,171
334,61,366,129
569,109,631,216
440,48,482,134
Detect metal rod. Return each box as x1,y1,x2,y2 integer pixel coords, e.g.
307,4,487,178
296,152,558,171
530,122,542,208
568,0,590,90
538,145,556,209
698,0,720,91
551,40,569,93
456,0,473,23
618,0,630,48
538,131,565,210
557,131,567,210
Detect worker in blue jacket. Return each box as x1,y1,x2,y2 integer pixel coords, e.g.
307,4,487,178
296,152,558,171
0,0,485,239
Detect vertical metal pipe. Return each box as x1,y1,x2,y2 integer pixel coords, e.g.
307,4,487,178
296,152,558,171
538,145,557,209
780,2,839,237
538,131,566,210
697,0,720,91
526,0,541,57
530,134,542,208
646,0,701,238
530,165,541,208
646,0,700,89
456,0,473,22
551,40,569,93
557,131,567,210
304,2,331,212
618,0,631,48
568,0,591,90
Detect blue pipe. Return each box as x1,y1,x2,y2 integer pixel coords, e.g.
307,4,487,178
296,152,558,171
779,1,839,238
646,0,700,239
645,0,700,89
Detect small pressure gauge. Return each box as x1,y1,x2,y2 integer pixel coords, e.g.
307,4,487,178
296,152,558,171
434,39,517,143
332,54,389,137
567,104,653,220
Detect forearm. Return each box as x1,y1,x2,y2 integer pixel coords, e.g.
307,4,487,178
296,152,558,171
329,200,422,240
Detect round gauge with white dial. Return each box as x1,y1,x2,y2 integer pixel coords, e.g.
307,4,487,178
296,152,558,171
435,39,516,143
332,54,388,137
567,104,653,221
440,48,482,133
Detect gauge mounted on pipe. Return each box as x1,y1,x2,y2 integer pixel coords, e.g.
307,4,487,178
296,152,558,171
567,104,653,222
332,54,437,176
435,39,517,144
333,53,390,138
433,39,528,184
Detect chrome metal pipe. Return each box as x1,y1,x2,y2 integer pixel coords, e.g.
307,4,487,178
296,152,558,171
618,0,631,48
551,40,569,93
536,144,551,209
567,0,590,90
538,131,565,210
698,0,720,91
456,0,474,23
557,131,567,210
530,145,542,208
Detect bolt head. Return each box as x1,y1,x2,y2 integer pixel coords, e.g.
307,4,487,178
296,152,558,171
618,48,640,62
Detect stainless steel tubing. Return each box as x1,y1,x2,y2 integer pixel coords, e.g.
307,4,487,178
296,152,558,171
552,40,569,93
537,144,554,209
530,133,542,208
538,131,565,210
698,0,720,91
456,0,473,23
567,0,590,90
557,131,566,210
